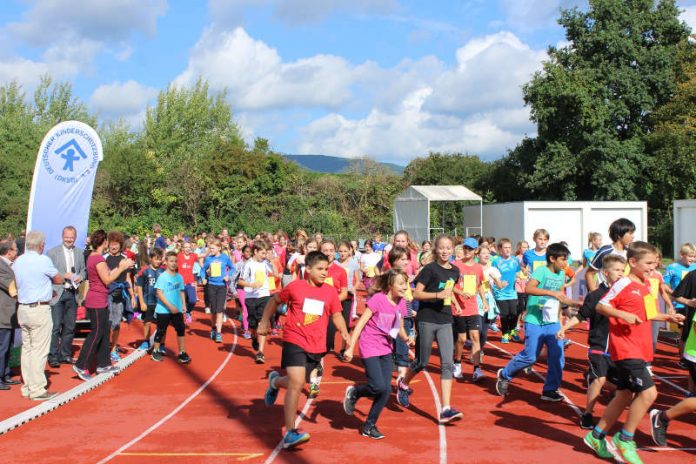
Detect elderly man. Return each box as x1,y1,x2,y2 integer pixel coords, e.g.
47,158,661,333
47,226,86,368
0,240,19,390
14,231,64,401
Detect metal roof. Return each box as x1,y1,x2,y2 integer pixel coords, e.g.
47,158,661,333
395,185,482,202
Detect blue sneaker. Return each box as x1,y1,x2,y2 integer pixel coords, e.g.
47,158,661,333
439,407,463,424
159,345,167,355
110,350,120,362
265,371,280,406
215,332,222,343
501,334,510,344
511,330,521,342
210,329,216,340
137,341,150,351
396,377,412,408
283,429,310,449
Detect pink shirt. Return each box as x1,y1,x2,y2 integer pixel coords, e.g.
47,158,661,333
85,254,109,309
358,293,407,358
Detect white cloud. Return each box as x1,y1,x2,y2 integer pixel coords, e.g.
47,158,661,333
682,5,696,31
0,58,50,89
500,0,585,31
209,0,398,25
90,80,159,127
174,27,353,110
8,0,167,46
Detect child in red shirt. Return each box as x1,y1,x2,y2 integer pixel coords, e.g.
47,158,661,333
259,251,350,450
585,241,684,463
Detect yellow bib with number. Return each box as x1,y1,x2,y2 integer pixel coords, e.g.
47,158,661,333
210,262,222,278
366,266,376,278
268,277,276,291
405,286,413,302
255,269,266,284
648,278,660,299
683,270,689,279
462,274,477,295
644,294,658,320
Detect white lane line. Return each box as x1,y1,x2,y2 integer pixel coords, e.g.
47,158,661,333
568,340,690,396
486,341,583,417
409,348,447,464
98,319,239,464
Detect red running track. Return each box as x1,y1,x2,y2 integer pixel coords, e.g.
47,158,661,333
2,308,695,464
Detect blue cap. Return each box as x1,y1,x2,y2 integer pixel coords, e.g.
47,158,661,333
463,237,479,249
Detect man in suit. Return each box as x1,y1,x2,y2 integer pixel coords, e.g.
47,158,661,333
47,226,86,367
0,239,19,389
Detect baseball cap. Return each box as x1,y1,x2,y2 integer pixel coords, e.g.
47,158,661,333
463,237,479,249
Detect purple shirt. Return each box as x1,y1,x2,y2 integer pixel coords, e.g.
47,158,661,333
358,293,407,358
85,254,109,309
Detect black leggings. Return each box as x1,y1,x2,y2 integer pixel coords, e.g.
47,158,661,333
326,298,352,352
154,313,185,343
497,299,518,335
355,354,393,426
76,308,111,370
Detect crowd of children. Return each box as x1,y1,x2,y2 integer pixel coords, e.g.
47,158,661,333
70,219,696,463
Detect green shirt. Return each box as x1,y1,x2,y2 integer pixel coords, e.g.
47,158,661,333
685,321,696,363
525,265,565,326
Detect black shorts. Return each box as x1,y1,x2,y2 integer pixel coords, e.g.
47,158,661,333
246,296,270,330
154,312,186,343
281,342,323,374
453,315,481,334
681,307,696,342
587,353,618,384
143,304,156,323
207,285,227,314
614,359,654,393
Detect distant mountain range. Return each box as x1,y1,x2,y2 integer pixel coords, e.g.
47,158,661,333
283,154,405,175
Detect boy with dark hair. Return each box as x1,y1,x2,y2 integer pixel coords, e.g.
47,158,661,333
135,248,164,351
496,243,581,402
584,242,684,464
557,254,627,429
260,251,350,449
151,251,191,364
586,218,635,292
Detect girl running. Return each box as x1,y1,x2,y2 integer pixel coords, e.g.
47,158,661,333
476,246,503,356
201,240,233,343
385,246,416,383
343,269,414,439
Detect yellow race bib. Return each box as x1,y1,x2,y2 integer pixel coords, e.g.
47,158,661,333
644,294,658,320
404,286,413,302
682,270,689,279
210,262,222,278
268,277,276,291
533,261,544,271
648,278,660,299
366,266,376,278
462,274,477,295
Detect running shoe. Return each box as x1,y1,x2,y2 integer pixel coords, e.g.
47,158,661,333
243,331,252,339
343,386,358,415
210,329,216,340
255,352,265,364
580,412,596,430
541,390,563,402
501,334,510,344
308,382,320,399
612,434,643,464
215,332,223,343
159,345,167,355
563,338,572,349
495,369,509,396
72,365,92,381
646,364,653,377
110,350,120,362
523,366,533,375
511,330,521,342
472,368,485,383
95,365,119,375
282,429,310,449
184,313,192,324
360,423,385,440
583,432,613,459
178,352,191,364
439,407,463,424
137,341,150,351
252,338,260,351
489,322,500,333
205,307,211,314
396,377,412,407
452,363,463,379
265,371,280,406
649,409,668,447
151,351,164,362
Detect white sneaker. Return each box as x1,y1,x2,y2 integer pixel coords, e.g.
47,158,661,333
204,307,211,314
453,363,463,379
222,313,227,322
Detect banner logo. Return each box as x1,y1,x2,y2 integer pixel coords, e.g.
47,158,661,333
40,127,99,184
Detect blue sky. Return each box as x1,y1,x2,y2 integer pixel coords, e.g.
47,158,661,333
1,0,694,165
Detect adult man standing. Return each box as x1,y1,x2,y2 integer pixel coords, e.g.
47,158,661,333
47,226,86,368
0,239,19,390
14,231,63,400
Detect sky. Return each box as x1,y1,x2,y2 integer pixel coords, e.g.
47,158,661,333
0,1,694,166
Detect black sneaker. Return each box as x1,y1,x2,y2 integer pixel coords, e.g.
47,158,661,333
580,412,596,429
151,351,164,362
252,338,260,351
255,352,265,364
343,386,358,415
178,352,191,364
361,423,385,440
649,409,668,447
541,390,563,402
495,369,509,396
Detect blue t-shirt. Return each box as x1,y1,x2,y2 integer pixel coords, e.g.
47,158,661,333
522,249,547,272
137,266,164,306
665,262,696,309
154,236,167,250
493,256,520,300
583,248,597,265
203,254,234,287
154,271,184,314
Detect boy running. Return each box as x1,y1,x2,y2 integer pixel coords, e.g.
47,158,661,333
135,248,164,352
260,251,350,449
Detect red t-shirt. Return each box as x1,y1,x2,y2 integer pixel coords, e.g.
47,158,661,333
279,279,342,354
600,276,655,362
177,252,198,285
325,262,348,294
452,261,484,316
